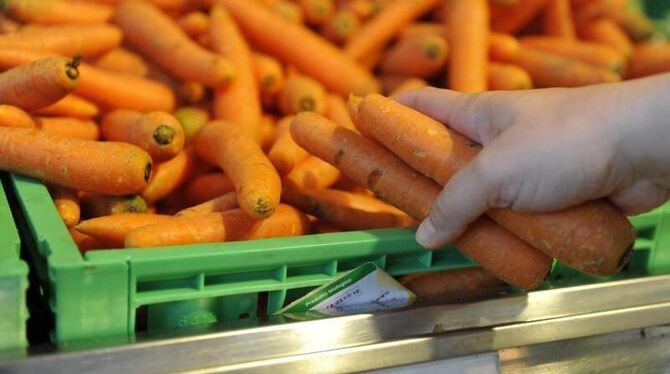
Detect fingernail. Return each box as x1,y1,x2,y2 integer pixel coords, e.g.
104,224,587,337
416,220,436,248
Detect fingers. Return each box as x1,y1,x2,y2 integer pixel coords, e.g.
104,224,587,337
609,179,670,216
416,158,493,249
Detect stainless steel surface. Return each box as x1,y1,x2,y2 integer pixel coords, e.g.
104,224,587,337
3,275,670,373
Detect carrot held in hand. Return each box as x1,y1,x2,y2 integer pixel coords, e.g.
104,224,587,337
142,148,196,204
290,112,552,289
35,117,100,141
218,0,378,96
114,0,234,87
268,116,308,175
175,191,239,217
194,121,281,219
380,32,449,78
0,105,35,128
543,0,576,39
125,204,310,248
76,213,174,247
351,94,635,276
488,62,533,90
101,110,185,162
0,128,151,195
2,0,113,24
49,185,80,228
0,55,79,111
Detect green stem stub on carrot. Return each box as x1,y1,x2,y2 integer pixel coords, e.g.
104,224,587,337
153,124,176,145
66,54,82,80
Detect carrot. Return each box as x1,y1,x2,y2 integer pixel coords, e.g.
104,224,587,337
81,193,148,218
278,73,327,115
69,227,109,252
2,0,113,24
282,187,417,230
194,121,281,219
490,0,548,34
270,0,305,25
125,204,310,248
401,22,449,40
253,53,285,99
75,213,174,247
101,110,185,162
175,191,239,217
35,117,99,141
258,114,276,151
290,112,552,288
114,0,235,87
181,172,235,206
0,128,151,194
210,5,262,139
325,94,356,131
577,18,633,59
445,0,489,92
0,14,19,33
520,36,626,74
544,0,576,38
489,32,522,60
0,105,35,128
88,0,194,11
341,0,375,20
389,77,429,96
49,185,80,227
490,37,620,87
94,47,149,77
33,95,99,119
627,41,670,79
177,11,209,37
605,0,656,41
0,24,122,58
344,0,441,62
284,155,341,191
142,148,196,204
0,55,79,111
174,106,209,144
321,9,360,44
268,116,308,175
400,267,507,299
219,0,378,96
351,94,635,275
380,32,449,78
488,62,533,90
299,0,334,25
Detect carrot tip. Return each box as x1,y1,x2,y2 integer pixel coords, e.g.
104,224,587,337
153,124,176,145
255,198,275,216
299,97,316,112
424,43,442,59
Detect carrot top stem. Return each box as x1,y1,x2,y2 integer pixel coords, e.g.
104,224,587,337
66,54,82,80
153,124,176,145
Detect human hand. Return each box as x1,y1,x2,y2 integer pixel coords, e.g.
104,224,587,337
396,75,670,249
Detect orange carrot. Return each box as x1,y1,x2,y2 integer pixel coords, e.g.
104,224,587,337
299,0,334,25
490,38,620,87
70,227,109,252
125,204,310,248
142,148,196,204
520,36,626,74
388,77,429,96
380,32,448,78
605,0,656,41
194,121,281,219
181,172,235,206
268,116,308,175
544,0,576,38
0,55,79,111
344,0,441,62
0,14,19,33
490,0,548,33
258,114,276,151
177,11,209,37
80,193,148,218
210,5,262,139
253,52,285,98
341,0,375,21
270,0,305,25
0,128,151,194
284,155,341,191
0,105,35,128
114,0,235,87
88,0,194,11
351,94,636,276
76,213,174,247
627,41,670,79
325,94,356,131
290,112,552,288
33,95,99,118
488,62,533,90
174,106,209,144
3,0,113,24
219,0,378,96
35,117,99,141
282,187,417,230
321,9,360,44
94,47,149,76
401,22,449,40
0,24,122,58
445,0,489,92
175,191,239,217
577,17,633,59
49,185,80,227
489,32,522,60
401,267,507,299
101,110,185,162
278,73,327,115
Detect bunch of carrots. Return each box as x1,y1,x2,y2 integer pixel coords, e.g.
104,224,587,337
0,0,667,298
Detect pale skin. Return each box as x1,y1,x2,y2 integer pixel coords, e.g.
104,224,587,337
396,74,670,250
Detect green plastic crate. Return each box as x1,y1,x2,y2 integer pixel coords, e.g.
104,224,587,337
0,174,29,351
10,172,670,344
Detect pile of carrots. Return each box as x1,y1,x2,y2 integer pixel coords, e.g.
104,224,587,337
0,0,667,297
